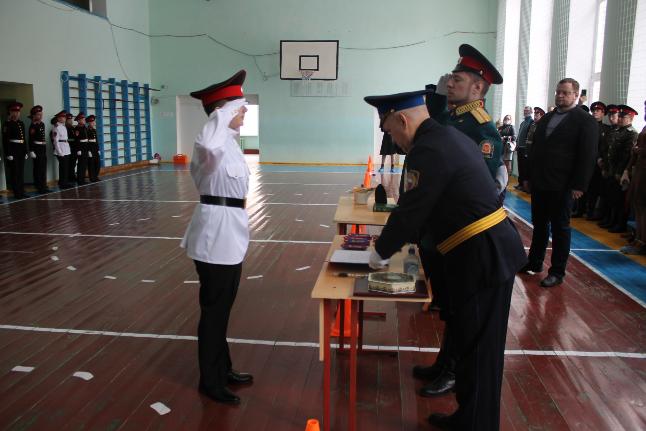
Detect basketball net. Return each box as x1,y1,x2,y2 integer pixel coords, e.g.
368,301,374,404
300,70,314,80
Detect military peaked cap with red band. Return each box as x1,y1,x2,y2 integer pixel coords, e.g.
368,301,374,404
590,101,607,113
30,105,43,115
55,110,67,118
86,115,96,122
453,44,503,85
8,102,23,111
617,104,638,117
75,112,85,121
606,104,619,114
190,70,246,107
534,107,545,115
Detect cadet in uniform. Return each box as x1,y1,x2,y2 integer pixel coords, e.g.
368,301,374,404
365,89,526,430
605,105,638,233
51,110,71,189
580,101,611,220
598,105,620,226
415,44,507,399
65,113,77,182
621,102,646,255
86,115,101,182
426,44,507,201
28,105,50,193
181,70,253,405
74,112,89,185
2,102,27,199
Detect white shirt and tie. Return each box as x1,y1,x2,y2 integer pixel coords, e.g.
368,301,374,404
52,122,70,156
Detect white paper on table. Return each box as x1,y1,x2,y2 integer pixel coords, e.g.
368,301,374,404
330,249,372,265
150,402,171,415
12,366,34,373
73,371,94,381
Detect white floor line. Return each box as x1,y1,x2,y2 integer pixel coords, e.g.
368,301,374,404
0,324,642,359
39,198,337,206
0,170,150,206
0,231,331,244
505,205,646,309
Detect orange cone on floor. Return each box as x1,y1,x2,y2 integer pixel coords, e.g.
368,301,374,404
330,299,355,337
367,155,374,175
362,170,371,188
305,419,320,431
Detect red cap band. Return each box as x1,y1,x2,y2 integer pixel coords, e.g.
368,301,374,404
200,85,243,106
459,56,495,84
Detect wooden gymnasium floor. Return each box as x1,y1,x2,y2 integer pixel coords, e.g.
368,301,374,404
0,156,645,430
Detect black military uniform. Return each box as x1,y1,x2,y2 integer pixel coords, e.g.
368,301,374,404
605,105,638,232
365,90,526,430
28,105,50,193
86,115,101,182
419,44,506,400
598,105,620,227
2,102,27,199
74,112,89,185
66,113,77,182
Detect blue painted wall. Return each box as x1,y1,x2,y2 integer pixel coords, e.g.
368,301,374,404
149,0,498,163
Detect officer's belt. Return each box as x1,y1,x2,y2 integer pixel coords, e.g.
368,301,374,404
33,141,46,145
79,139,88,142
58,139,67,142
9,139,24,144
437,207,507,255
200,195,246,209
89,139,97,142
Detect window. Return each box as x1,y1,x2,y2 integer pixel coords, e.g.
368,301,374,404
56,0,107,18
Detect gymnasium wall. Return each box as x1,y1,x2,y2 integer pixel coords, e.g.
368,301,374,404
149,0,499,164
0,0,151,184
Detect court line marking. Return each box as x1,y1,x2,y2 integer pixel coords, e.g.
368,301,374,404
0,324,642,359
0,170,150,206
505,206,646,309
39,198,337,206
0,231,332,244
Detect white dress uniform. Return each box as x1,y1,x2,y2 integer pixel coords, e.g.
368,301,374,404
181,98,250,265
53,122,70,156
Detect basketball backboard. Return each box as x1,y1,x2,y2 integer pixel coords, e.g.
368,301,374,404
280,40,339,80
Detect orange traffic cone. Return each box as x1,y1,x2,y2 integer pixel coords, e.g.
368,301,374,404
305,419,320,431
367,155,374,175
358,224,367,234
362,170,371,188
330,299,355,337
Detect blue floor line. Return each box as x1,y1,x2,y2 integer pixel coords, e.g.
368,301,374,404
257,165,401,174
504,192,646,304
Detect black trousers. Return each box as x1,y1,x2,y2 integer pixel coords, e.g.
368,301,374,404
56,155,70,188
194,260,241,390
88,144,101,181
607,179,627,228
450,276,514,430
527,189,573,278
516,147,528,185
76,149,88,184
5,148,26,197
585,166,602,216
32,145,48,192
68,144,78,182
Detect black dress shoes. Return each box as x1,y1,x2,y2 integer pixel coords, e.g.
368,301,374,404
412,363,443,381
519,262,543,274
419,371,455,397
427,413,454,429
198,383,240,405
227,370,253,385
540,274,563,288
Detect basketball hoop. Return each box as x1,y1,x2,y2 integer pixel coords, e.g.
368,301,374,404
300,70,314,80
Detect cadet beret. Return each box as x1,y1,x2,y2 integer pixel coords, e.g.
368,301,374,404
8,102,23,111
86,115,96,122
534,107,545,115
30,105,43,115
453,44,503,85
617,104,638,117
75,112,85,121
590,101,607,113
606,104,619,114
364,89,434,116
190,70,246,107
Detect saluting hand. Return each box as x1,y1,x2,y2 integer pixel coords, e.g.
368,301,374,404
436,73,451,96
571,190,583,200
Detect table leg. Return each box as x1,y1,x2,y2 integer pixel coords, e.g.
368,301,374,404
338,223,347,235
339,299,345,351
358,301,364,352
323,299,331,431
349,300,358,431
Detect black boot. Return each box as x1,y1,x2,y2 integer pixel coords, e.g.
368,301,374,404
419,369,456,397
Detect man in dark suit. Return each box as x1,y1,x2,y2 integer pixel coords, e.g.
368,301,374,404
521,78,598,287
365,90,526,430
